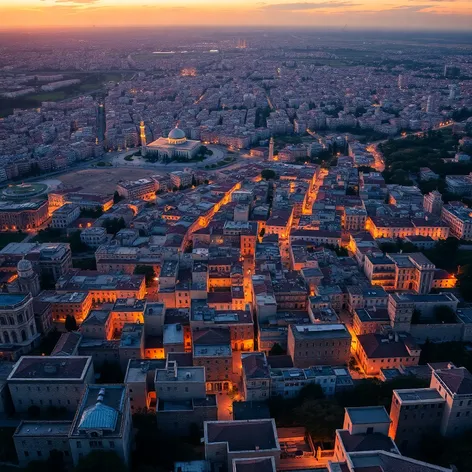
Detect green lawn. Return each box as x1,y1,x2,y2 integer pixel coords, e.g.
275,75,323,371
28,91,66,102
0,232,25,249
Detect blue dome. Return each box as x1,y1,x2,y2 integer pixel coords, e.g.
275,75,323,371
168,126,186,140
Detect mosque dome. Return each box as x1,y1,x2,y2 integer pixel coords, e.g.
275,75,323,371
167,125,187,145
17,259,34,278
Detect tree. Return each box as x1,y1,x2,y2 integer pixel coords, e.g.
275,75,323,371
74,450,127,472
134,265,156,287
411,308,422,324
269,342,285,356
298,383,324,402
65,315,78,332
294,399,344,441
113,191,123,204
261,169,277,180
103,217,126,235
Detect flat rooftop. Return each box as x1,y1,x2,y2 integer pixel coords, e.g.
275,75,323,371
290,324,350,340
395,388,445,403
156,366,205,383
8,356,92,381
205,419,279,452
0,293,30,308
345,406,391,425
125,359,166,383
15,421,72,437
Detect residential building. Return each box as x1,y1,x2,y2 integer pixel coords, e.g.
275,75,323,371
355,332,421,375
55,270,146,303
193,328,233,393
287,324,351,369
389,388,445,453
204,419,280,470
155,358,217,435
51,204,80,229
14,421,73,467
430,366,472,436
80,227,108,248
242,352,271,401
441,203,472,240
7,355,94,413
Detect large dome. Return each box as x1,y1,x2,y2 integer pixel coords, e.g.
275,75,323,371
17,259,33,278
167,125,187,144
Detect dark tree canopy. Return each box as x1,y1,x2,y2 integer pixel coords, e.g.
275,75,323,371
73,450,127,472
261,169,277,180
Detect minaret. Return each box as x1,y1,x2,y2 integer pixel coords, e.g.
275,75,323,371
140,121,147,156
268,136,274,161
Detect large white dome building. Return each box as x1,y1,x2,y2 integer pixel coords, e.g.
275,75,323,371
144,124,201,160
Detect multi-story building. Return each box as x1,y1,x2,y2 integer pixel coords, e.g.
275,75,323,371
366,216,448,240
14,421,74,468
287,324,351,369
0,200,49,231
38,291,93,327
51,204,80,229
48,190,113,213
334,406,398,463
116,179,157,201
170,171,193,188
124,359,166,412
441,203,472,240
193,328,233,393
241,352,271,401
80,227,108,248
364,252,435,294
0,242,72,281
0,293,40,360
423,191,443,216
191,302,254,352
355,332,420,375
119,323,145,370
111,298,146,333
430,366,472,436
55,270,146,303
389,388,445,453
265,210,293,240
270,364,353,398
68,384,132,466
7,355,94,413
204,419,280,471
155,358,217,435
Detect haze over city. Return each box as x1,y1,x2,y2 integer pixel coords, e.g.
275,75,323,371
0,5,471,472
2,0,472,30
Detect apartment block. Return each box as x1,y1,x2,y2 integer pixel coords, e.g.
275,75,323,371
7,356,94,413
389,388,445,453
430,366,472,437
355,332,420,375
287,324,351,369
204,419,280,471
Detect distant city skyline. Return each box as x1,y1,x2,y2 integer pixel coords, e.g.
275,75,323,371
2,0,472,31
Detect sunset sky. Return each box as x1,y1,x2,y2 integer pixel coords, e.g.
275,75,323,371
2,0,472,30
